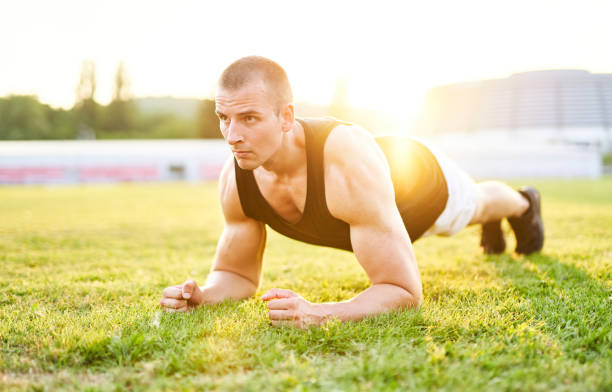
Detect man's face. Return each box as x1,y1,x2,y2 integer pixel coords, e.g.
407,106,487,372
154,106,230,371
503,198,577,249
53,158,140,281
215,80,289,170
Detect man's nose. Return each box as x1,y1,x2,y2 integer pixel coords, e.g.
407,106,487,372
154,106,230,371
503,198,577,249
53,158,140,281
226,120,244,145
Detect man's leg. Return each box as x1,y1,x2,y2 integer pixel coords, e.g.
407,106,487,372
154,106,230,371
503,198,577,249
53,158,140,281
469,181,529,225
469,181,544,254
416,142,543,254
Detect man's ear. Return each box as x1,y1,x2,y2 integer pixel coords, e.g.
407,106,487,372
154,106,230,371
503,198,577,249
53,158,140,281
279,103,295,133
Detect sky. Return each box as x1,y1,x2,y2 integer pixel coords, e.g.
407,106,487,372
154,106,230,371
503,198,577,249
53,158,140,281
1,0,611,123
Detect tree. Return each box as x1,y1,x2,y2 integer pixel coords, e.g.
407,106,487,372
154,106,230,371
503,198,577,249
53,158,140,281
104,61,137,132
0,95,76,140
196,99,221,138
112,61,131,102
74,60,98,130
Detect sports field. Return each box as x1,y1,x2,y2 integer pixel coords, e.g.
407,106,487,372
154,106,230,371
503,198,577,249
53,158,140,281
1,179,610,391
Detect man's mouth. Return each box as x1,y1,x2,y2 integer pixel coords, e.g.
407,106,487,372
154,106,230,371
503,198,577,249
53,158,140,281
233,150,251,157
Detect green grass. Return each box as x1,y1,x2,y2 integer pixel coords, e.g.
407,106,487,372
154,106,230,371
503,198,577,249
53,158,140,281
1,179,611,391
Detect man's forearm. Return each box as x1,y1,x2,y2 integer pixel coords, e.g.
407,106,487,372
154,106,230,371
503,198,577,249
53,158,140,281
312,283,421,322
201,270,258,304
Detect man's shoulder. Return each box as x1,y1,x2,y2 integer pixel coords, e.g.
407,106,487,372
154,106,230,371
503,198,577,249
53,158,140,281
323,123,395,224
324,123,383,167
298,116,348,128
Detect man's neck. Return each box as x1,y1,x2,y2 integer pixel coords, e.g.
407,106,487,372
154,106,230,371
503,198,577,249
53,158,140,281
259,120,306,180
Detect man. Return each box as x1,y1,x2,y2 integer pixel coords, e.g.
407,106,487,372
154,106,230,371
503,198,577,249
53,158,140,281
159,56,544,328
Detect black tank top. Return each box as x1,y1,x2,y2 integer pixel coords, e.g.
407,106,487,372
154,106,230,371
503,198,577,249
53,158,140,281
234,117,448,251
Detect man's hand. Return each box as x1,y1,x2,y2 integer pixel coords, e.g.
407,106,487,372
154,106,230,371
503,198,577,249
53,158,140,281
160,279,204,313
261,288,327,328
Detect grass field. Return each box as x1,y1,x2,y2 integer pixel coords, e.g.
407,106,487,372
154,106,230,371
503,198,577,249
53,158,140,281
1,179,611,391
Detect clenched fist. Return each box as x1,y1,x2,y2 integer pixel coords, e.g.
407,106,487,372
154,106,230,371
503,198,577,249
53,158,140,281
261,288,326,328
160,279,204,313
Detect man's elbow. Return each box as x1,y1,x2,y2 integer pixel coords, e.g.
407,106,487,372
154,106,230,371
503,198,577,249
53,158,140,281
397,286,422,309
412,291,423,308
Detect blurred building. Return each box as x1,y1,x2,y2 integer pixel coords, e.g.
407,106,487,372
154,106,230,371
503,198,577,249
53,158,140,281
412,70,610,178
415,69,612,150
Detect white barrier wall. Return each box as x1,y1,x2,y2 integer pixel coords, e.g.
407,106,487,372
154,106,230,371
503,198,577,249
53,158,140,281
0,140,231,185
0,137,603,185
428,132,602,179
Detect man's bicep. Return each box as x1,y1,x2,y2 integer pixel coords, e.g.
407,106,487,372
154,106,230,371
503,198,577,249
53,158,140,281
344,179,422,298
324,126,421,297
331,159,422,297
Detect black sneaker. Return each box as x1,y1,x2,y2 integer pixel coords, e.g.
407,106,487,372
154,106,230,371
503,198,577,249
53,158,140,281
508,186,544,254
480,220,506,254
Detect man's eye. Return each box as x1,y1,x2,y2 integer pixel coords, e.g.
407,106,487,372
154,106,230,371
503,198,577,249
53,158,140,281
245,116,256,123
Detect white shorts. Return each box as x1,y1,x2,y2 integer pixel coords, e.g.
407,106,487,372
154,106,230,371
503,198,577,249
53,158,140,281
419,141,478,237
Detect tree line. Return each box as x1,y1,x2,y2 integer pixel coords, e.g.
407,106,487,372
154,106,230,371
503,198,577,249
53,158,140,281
0,60,221,140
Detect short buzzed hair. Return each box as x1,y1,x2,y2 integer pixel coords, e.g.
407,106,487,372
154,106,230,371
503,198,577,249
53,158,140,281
218,56,293,111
